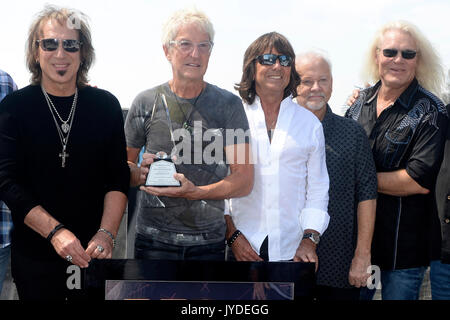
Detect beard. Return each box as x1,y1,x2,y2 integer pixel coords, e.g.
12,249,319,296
305,95,326,111
57,70,67,76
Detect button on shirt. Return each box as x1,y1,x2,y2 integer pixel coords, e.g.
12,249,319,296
0,70,17,248
229,96,330,261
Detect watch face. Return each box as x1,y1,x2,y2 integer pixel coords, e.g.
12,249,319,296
304,233,320,244
312,234,320,244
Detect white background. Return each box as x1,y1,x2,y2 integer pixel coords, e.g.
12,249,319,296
1,0,449,115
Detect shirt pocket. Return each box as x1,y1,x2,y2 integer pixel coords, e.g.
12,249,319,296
382,128,412,168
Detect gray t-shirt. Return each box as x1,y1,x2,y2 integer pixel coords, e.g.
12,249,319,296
125,82,249,245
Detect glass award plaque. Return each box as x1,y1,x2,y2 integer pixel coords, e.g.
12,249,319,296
145,152,180,187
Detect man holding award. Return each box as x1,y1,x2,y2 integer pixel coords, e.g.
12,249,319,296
125,7,253,260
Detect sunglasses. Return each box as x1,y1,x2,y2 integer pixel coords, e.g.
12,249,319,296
382,48,417,60
36,38,82,52
256,54,293,67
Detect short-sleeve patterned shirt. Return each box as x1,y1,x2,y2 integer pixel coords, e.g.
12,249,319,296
316,106,377,288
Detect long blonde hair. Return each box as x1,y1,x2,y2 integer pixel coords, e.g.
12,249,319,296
362,20,445,98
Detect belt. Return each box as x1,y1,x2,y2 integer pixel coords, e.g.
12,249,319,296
143,226,212,241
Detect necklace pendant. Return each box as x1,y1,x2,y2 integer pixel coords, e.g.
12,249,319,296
61,123,70,134
59,146,69,168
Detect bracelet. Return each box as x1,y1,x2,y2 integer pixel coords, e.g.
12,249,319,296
226,229,241,247
47,223,65,242
97,228,116,248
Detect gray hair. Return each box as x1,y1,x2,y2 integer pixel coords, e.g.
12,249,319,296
362,20,445,98
161,7,215,46
295,49,333,74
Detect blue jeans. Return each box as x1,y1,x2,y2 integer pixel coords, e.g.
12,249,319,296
134,234,225,261
381,267,427,300
0,245,11,294
430,260,450,300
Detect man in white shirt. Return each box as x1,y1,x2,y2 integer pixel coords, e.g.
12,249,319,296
226,32,329,268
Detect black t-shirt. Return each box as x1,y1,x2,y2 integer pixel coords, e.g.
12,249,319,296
0,85,130,260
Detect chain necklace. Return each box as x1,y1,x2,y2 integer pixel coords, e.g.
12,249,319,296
41,86,78,168
42,88,77,134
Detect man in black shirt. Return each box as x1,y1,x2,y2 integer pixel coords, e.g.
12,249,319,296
346,21,448,300
0,6,129,300
433,104,450,299
296,51,377,300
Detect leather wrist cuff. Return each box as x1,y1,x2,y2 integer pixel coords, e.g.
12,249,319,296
47,223,65,242
226,229,241,247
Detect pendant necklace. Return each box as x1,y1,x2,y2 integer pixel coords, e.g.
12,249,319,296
171,84,204,133
41,86,78,168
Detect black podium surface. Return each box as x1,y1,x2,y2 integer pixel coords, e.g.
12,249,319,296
84,259,315,301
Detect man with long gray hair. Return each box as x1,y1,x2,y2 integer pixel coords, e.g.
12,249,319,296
0,6,129,300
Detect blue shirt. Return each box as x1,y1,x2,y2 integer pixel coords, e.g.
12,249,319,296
0,69,17,248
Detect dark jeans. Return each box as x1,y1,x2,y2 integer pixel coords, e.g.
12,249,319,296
134,233,225,261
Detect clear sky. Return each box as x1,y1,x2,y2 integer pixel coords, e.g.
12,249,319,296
1,0,449,115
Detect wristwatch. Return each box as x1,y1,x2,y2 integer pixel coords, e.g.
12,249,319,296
302,232,320,245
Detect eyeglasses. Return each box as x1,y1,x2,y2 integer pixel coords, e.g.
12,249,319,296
255,54,293,67
169,40,214,54
36,38,82,53
382,48,417,60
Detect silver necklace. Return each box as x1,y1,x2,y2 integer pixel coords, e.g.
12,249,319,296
42,87,77,134
41,86,78,168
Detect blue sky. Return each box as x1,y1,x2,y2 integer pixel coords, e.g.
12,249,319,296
1,0,449,114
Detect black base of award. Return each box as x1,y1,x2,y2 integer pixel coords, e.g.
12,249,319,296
83,259,315,301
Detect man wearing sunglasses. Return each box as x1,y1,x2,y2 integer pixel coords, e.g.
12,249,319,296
0,6,129,300
346,20,449,300
226,32,329,280
125,8,253,261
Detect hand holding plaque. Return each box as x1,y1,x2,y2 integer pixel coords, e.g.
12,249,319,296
145,152,181,187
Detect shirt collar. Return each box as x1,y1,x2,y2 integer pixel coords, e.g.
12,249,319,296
321,104,334,124
364,78,419,110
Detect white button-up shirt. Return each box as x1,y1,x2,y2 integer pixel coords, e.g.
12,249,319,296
228,95,330,261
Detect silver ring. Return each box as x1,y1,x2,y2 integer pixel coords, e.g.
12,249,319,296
97,245,104,253
65,255,73,262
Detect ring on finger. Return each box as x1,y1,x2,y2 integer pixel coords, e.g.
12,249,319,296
65,255,73,262
97,245,104,253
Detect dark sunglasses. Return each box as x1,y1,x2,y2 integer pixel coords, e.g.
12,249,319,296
256,54,293,67
36,38,82,52
382,48,417,60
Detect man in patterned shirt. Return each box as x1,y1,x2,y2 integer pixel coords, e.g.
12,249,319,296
295,51,377,300
0,69,17,294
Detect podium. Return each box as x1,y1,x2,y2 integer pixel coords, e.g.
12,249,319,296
83,259,315,301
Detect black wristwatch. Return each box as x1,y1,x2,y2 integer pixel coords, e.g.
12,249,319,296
302,232,320,245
